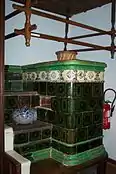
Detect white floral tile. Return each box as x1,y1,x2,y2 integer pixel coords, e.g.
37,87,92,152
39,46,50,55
22,70,104,82
22,73,29,81
76,70,85,82
48,70,60,81
62,70,76,82
30,72,37,81
99,71,104,81
85,71,96,82
37,71,48,81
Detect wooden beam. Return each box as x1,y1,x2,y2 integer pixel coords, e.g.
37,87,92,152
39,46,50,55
12,4,112,36
68,46,116,52
14,29,111,51
69,31,116,40
5,24,37,40
0,0,5,173
5,10,21,20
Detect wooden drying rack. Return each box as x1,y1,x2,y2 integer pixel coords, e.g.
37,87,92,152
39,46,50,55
5,0,116,58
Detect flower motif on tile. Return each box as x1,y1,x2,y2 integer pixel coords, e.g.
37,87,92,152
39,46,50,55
48,70,60,81
22,73,29,81
76,70,85,82
86,71,96,82
62,70,76,82
99,71,104,81
38,71,47,81
30,72,37,81
95,72,101,81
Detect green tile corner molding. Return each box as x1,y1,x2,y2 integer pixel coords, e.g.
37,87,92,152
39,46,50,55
23,145,107,166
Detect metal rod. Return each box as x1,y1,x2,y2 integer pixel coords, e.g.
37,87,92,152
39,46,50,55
12,4,112,35
0,0,4,173
111,0,116,59
64,16,69,51
5,10,21,21
69,31,116,40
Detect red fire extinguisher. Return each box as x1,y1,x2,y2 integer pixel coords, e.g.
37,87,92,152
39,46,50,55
103,88,116,130
103,101,111,129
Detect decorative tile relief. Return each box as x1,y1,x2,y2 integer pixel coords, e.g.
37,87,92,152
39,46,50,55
62,70,76,82
76,70,85,82
48,70,60,82
37,71,48,81
30,72,37,81
22,70,104,83
22,72,29,81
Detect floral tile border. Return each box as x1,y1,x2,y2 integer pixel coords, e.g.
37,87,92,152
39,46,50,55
22,70,104,82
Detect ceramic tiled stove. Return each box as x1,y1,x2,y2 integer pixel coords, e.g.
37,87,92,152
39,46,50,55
4,53,107,173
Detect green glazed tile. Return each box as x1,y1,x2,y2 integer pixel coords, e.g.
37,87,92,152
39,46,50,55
39,82,47,95
47,82,56,96
72,83,83,97
14,133,28,144
82,112,93,126
42,128,51,139
89,138,102,149
93,110,102,124
11,81,23,92
83,83,92,97
14,147,22,154
55,83,66,96
77,142,89,153
51,97,60,111
31,95,40,107
92,83,103,97
29,130,41,141
77,127,87,142
18,96,30,107
4,96,18,109
4,81,11,91
37,108,47,121
46,110,56,123
52,140,60,151
4,109,13,124
59,144,77,155
36,140,51,150
21,143,37,154
52,126,60,141
23,82,35,92
88,124,102,139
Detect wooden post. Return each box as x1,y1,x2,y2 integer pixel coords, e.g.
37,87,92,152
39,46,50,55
24,0,32,46
111,0,116,59
0,0,5,173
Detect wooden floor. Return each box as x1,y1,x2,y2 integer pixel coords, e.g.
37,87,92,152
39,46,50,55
31,160,116,174
107,162,116,174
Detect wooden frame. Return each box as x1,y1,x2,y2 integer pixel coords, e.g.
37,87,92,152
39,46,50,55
0,0,5,173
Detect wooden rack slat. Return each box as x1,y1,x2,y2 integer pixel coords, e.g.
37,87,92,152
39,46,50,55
12,4,112,35
5,10,21,20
